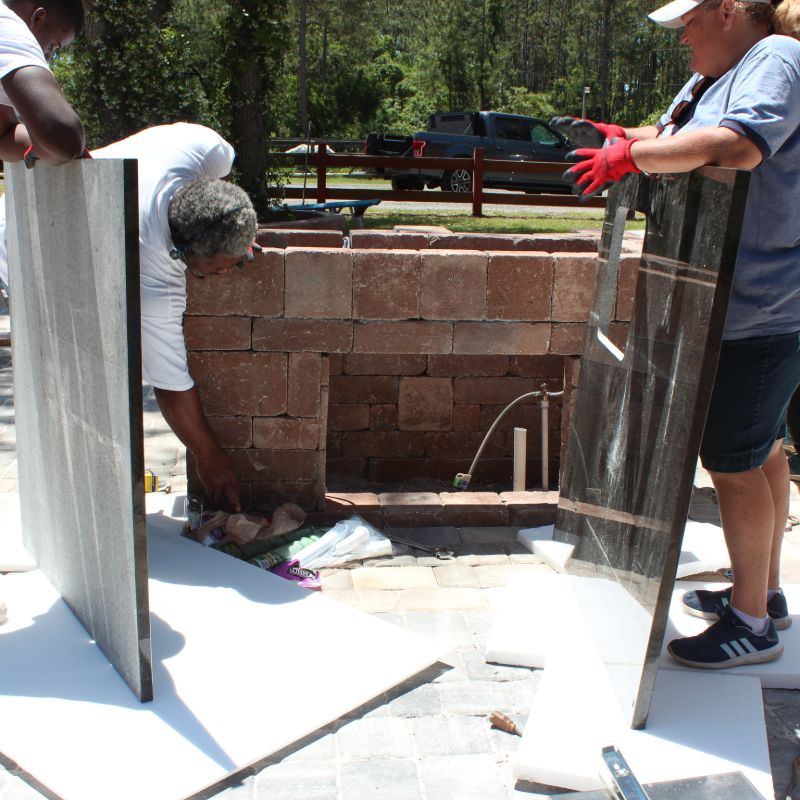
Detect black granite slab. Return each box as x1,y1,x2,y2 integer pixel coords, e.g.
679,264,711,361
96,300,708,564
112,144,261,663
5,160,151,701
554,168,750,728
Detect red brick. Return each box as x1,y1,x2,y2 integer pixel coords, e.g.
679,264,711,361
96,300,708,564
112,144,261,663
454,376,541,404
256,228,344,249
326,430,343,457
420,251,488,320
453,403,481,430
478,401,543,432
326,458,369,480
427,233,518,251
424,431,504,459
252,481,321,512
342,431,426,458
206,416,252,448
253,417,319,450
508,355,565,379
398,377,453,431
549,323,588,355
330,375,398,404
517,235,597,253
350,230,430,250
379,492,445,527
615,256,640,322
188,351,287,416
487,253,553,321
552,254,598,322
252,319,352,352
427,354,510,377
344,354,427,376
500,490,558,526
230,448,320,482
328,354,345,375
370,404,398,431
284,248,353,318
453,322,550,355
323,492,383,528
353,321,452,354
288,352,323,417
440,492,509,526
329,403,370,431
184,316,251,351
186,248,284,317
352,250,421,319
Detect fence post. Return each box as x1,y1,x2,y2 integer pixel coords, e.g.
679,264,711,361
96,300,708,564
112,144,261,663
316,143,327,203
472,147,484,217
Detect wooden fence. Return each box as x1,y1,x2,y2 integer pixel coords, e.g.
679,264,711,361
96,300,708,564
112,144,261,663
268,145,605,215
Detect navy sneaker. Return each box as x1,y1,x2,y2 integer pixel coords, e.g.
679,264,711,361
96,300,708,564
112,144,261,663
682,585,791,631
668,606,782,669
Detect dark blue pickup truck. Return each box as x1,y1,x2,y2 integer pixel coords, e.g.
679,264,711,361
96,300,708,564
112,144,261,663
401,111,573,193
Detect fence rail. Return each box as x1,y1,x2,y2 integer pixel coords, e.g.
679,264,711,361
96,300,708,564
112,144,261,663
268,146,605,214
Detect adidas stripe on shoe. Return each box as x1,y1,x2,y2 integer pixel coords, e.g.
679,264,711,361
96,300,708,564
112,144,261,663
667,606,783,669
682,585,791,631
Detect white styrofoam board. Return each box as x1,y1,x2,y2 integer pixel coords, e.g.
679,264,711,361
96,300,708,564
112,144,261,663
0,492,35,571
514,643,771,799
515,520,729,579
0,493,444,800
660,581,800,688
487,572,649,669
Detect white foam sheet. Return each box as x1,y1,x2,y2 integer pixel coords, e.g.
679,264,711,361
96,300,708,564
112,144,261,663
0,492,35,571
487,573,649,669
0,494,444,800
660,581,800,689
515,520,729,579
514,637,772,798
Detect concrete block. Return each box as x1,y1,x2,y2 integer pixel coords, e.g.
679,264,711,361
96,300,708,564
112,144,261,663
344,353,427,375
379,492,445,526
183,315,251,350
284,248,353,318
487,253,553,321
440,492,509,527
427,354,510,377
352,250,421,319
353,321,453,354
288,351,323,418
351,567,438,591
453,322,550,355
551,253,599,321
252,417,319,450
398,377,453,431
420,251,488,320
252,318,353,353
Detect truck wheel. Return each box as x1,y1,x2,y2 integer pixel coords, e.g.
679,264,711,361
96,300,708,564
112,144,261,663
442,168,472,192
391,174,423,191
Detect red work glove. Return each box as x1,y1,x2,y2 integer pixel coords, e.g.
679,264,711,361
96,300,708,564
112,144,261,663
563,138,642,200
550,116,628,148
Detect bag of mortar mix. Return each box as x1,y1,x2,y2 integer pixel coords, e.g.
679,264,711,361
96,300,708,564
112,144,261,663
291,515,391,569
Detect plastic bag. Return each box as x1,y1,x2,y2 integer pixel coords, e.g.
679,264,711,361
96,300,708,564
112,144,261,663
291,515,392,569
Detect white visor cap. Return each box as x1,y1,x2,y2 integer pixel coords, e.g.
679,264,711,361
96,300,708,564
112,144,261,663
648,0,771,28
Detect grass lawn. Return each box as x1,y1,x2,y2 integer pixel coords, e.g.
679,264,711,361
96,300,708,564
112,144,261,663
360,208,645,234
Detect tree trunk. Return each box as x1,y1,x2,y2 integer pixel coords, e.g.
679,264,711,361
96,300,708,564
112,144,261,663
599,0,614,120
298,0,309,136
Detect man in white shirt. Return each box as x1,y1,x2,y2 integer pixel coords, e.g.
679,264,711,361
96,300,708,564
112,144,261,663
94,124,256,513
0,0,85,163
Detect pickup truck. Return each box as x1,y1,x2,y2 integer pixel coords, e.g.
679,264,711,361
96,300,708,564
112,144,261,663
404,111,573,193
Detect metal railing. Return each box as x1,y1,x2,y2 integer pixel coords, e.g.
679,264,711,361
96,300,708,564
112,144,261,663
269,144,605,215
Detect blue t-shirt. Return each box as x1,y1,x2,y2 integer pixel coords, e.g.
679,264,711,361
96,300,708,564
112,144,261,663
657,35,800,340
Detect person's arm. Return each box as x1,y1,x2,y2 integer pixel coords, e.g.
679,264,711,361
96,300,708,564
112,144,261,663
0,104,30,161
566,126,762,199
1,66,84,163
625,124,660,140
154,385,242,513
631,125,763,172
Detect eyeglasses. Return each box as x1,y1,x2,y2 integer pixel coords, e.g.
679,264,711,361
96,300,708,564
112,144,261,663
670,75,717,128
170,242,263,280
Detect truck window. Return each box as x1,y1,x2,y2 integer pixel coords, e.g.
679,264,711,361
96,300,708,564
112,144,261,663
495,117,525,141
530,123,561,146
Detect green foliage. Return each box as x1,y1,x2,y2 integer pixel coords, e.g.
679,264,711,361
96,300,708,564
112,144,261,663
495,87,556,120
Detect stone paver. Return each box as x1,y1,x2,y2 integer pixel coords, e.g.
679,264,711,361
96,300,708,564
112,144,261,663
351,565,437,591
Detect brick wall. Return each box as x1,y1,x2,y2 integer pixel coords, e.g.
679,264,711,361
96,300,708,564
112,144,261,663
185,235,639,512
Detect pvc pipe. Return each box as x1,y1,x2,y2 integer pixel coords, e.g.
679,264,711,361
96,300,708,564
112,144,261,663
513,427,527,492
541,396,549,491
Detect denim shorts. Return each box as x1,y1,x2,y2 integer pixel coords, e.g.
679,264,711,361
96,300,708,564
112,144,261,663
700,331,800,473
